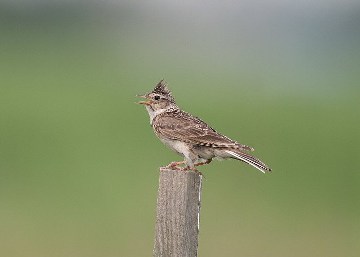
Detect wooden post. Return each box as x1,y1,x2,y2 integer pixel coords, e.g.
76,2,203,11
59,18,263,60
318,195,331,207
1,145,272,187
153,168,203,257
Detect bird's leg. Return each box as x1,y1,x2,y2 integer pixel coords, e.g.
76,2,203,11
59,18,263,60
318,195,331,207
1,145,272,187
180,159,211,177
163,161,186,170
194,159,212,167
183,166,196,171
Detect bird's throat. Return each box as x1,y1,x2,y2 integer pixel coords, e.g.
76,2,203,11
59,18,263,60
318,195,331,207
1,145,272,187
146,106,168,125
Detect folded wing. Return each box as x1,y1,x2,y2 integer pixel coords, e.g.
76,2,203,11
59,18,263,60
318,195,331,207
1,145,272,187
154,110,254,151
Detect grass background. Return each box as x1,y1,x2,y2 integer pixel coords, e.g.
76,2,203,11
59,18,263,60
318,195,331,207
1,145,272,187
1,1,359,256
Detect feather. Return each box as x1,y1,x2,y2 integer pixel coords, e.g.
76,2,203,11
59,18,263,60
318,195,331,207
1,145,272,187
224,150,271,173
152,80,176,103
154,109,250,150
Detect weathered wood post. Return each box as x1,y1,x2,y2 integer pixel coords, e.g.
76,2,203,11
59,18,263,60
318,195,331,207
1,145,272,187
153,168,203,257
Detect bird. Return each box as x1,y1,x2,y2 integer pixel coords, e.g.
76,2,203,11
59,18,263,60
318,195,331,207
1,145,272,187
137,80,271,173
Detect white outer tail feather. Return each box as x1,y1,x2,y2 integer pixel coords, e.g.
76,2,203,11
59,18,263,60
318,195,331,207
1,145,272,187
225,150,270,173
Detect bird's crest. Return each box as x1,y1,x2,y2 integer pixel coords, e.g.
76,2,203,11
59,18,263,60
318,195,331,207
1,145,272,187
152,80,176,103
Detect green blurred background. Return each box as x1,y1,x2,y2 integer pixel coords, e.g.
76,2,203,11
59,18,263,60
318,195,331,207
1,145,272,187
1,1,359,256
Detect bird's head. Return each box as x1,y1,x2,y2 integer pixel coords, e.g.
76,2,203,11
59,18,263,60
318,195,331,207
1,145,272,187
137,80,176,113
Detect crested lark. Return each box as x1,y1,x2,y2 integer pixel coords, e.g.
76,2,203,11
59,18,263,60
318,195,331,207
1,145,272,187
137,80,271,173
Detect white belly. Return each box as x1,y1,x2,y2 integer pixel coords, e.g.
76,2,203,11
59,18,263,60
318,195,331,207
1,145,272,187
159,138,189,157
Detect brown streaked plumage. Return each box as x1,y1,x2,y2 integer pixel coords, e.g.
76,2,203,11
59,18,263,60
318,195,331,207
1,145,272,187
137,80,271,173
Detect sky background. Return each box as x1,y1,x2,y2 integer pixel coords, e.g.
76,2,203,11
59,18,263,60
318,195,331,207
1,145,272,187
1,1,360,256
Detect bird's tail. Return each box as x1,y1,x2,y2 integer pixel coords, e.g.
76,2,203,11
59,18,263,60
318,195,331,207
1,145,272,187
225,150,272,173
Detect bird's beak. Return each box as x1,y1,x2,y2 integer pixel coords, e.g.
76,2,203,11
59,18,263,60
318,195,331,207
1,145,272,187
136,94,152,105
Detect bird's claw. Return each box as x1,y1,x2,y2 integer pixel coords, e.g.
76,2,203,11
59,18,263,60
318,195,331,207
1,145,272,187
182,166,204,177
160,161,205,177
161,161,186,170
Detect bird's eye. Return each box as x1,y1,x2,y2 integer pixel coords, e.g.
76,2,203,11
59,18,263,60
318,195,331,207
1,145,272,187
154,95,160,100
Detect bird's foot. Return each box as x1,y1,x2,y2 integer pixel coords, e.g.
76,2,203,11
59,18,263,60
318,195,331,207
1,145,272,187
183,166,204,177
161,161,205,178
161,161,186,170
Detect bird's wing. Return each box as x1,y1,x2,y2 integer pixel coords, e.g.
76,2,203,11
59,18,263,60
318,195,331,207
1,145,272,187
154,110,254,151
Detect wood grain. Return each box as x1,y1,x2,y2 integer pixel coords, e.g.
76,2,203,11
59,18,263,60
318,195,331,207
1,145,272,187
153,168,203,257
